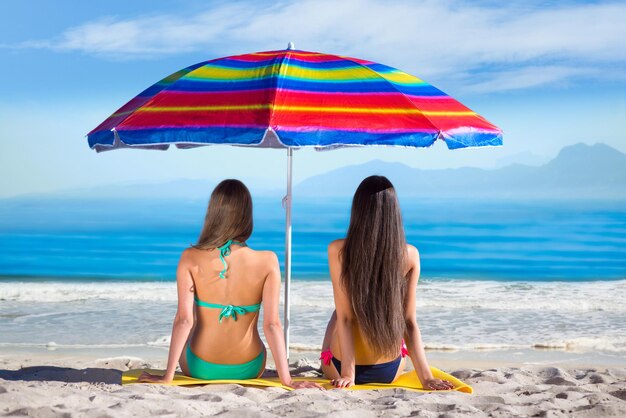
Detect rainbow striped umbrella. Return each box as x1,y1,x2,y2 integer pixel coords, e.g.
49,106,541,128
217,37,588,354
87,45,502,354
89,46,501,151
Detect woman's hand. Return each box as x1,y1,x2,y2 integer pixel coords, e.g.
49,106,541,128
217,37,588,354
331,376,355,388
137,371,173,384
284,380,324,390
425,378,454,390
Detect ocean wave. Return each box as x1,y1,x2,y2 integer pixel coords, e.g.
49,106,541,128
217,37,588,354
289,343,322,352
0,342,167,349
423,343,527,351
288,280,626,313
531,336,626,353
12,311,71,323
423,338,626,353
147,336,171,347
0,282,177,302
1,279,625,314
1,336,624,353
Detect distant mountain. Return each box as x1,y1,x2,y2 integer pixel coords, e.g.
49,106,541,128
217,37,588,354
35,178,281,201
58,179,219,200
6,143,625,201
495,151,548,167
295,143,626,198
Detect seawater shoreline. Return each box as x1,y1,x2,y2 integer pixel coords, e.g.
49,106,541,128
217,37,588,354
2,273,626,282
1,278,625,369
1,344,625,371
1,200,625,415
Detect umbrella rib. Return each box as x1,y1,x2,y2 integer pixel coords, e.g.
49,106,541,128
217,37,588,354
266,51,292,136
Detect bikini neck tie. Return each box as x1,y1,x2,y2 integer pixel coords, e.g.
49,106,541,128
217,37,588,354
218,305,247,322
216,240,247,279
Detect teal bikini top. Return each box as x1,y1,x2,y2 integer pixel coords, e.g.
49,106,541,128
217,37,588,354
194,239,261,323
216,239,246,279
194,297,261,323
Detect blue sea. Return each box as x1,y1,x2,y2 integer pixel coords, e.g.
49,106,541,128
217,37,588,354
1,197,625,363
1,197,625,280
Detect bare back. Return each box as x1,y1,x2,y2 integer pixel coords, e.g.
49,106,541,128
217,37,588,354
329,239,418,364
183,245,274,364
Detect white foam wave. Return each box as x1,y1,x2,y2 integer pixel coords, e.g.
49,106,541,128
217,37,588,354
12,312,69,322
1,279,625,314
532,336,626,353
0,342,166,349
0,282,177,302
1,337,623,353
288,279,626,313
147,335,171,347
289,343,322,352
424,342,527,352
419,336,626,354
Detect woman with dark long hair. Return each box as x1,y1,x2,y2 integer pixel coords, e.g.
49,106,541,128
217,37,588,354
139,179,318,389
320,175,453,390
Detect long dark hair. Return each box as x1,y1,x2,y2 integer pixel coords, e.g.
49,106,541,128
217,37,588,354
194,179,253,249
341,175,407,357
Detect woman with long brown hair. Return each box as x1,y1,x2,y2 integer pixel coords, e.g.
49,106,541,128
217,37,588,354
320,175,453,390
139,179,318,389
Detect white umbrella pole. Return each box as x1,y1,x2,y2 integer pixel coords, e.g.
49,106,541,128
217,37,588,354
283,147,293,359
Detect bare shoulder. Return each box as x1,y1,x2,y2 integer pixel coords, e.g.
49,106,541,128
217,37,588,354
179,247,195,265
249,248,279,267
177,248,198,279
328,238,345,255
407,244,419,257
406,244,420,267
261,249,279,264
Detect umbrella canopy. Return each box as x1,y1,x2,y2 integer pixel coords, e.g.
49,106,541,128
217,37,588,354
87,46,502,357
88,48,502,152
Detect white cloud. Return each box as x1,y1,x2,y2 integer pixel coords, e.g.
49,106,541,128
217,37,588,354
11,0,626,92
463,66,600,93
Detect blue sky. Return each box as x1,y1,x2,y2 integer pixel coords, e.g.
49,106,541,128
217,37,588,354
1,0,625,197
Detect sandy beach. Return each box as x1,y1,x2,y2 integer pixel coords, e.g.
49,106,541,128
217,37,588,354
2,278,624,416
3,0,626,416
1,350,625,417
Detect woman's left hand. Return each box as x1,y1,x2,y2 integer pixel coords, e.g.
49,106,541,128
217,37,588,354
331,376,355,388
137,371,173,384
285,380,325,390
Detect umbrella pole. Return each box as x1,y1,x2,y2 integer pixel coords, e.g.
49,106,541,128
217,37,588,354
284,147,293,359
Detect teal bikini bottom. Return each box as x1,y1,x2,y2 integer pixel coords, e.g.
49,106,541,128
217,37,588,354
186,346,265,380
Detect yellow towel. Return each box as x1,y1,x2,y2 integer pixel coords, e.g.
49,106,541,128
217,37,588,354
122,367,473,393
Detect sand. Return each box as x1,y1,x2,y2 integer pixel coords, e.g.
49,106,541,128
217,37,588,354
1,352,625,417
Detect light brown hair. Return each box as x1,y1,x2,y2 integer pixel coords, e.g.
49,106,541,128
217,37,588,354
194,179,253,249
341,175,407,357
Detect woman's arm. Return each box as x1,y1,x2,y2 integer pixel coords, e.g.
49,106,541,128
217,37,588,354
262,252,321,389
329,240,356,388
139,250,195,383
403,246,453,390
